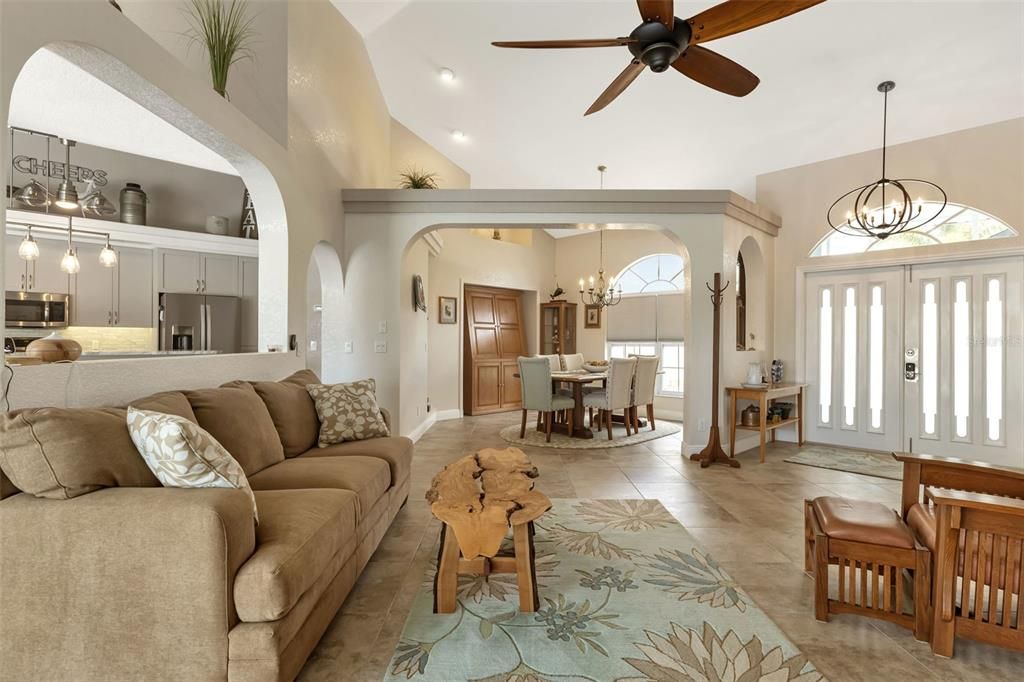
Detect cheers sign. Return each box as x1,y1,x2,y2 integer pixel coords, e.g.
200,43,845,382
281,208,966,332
13,155,109,187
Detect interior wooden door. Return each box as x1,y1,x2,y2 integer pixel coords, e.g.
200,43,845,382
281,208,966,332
464,286,526,415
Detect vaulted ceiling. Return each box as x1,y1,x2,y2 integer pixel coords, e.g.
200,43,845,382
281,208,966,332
333,1,1024,197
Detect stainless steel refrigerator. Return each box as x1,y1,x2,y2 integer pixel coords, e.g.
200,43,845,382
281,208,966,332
159,293,241,353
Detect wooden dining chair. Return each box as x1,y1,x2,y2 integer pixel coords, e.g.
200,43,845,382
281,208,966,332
583,357,637,440
517,357,576,442
630,355,660,431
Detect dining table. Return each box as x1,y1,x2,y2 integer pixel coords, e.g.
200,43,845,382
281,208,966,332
513,369,655,440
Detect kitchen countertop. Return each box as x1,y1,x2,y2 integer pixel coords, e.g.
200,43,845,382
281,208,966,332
6,350,222,362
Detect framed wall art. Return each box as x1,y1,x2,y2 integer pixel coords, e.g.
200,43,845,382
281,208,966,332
438,296,457,324
584,304,602,329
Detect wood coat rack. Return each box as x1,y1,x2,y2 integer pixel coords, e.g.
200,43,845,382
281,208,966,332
690,272,741,468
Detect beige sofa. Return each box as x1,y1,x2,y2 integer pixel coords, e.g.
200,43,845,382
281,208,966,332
0,369,412,681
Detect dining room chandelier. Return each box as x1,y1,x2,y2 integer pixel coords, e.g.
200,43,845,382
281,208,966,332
578,228,621,309
826,81,947,240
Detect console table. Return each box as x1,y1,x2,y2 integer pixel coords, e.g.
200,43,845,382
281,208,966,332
726,383,806,463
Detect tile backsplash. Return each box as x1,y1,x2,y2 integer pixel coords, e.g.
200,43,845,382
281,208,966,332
62,327,157,352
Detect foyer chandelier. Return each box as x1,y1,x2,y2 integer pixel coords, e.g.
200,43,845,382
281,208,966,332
578,228,621,309
826,81,947,240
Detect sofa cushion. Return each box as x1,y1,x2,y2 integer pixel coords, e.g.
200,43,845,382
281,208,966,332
298,437,412,485
186,383,285,476
251,370,322,458
127,407,259,523
248,456,391,520
306,379,390,446
128,391,197,423
0,408,159,499
234,489,357,622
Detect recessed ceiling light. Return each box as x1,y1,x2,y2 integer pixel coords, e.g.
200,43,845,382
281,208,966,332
439,67,456,83
451,130,466,142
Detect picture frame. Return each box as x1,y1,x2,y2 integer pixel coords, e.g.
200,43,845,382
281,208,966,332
584,304,601,329
438,296,457,324
412,275,427,312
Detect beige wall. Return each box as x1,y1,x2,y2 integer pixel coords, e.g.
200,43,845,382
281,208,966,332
391,119,470,189
400,238,431,433
425,228,556,421
758,118,1024,392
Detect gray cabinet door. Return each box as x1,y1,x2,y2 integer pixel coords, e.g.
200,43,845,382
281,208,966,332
71,243,114,326
239,256,258,351
115,248,154,327
201,254,239,296
5,236,27,292
30,238,70,294
160,250,201,294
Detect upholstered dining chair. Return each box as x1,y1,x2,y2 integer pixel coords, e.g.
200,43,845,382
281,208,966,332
518,357,576,442
583,357,638,440
561,353,586,371
630,355,660,432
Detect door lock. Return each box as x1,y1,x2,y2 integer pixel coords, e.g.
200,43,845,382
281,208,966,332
904,347,918,382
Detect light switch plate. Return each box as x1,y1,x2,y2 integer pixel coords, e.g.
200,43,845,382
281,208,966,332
343,341,353,353
309,340,318,352
374,341,387,353
378,321,387,334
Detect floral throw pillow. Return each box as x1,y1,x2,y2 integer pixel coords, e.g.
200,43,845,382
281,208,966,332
306,379,390,446
126,407,258,523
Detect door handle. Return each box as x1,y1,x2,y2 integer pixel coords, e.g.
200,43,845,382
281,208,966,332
114,311,119,325
196,279,201,293
20,273,25,290
108,311,113,325
202,279,207,293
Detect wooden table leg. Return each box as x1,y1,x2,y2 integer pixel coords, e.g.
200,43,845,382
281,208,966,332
758,393,768,463
797,387,805,445
571,382,588,437
728,391,737,458
513,522,537,612
434,524,461,614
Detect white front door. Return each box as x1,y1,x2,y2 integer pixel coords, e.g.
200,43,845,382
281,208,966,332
804,255,1024,467
903,257,1023,466
805,267,904,451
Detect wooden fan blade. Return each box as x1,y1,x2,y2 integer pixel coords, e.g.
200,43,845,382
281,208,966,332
585,60,646,116
687,0,827,44
637,0,675,30
671,45,759,97
492,38,633,49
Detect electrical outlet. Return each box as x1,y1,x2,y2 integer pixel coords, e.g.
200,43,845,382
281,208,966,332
343,341,353,353
374,341,387,353
378,320,387,334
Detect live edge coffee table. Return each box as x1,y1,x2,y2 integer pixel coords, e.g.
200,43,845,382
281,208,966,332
425,447,552,614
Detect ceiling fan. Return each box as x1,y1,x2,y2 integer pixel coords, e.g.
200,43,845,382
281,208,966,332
493,0,827,115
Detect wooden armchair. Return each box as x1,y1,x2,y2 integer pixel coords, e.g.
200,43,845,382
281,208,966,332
893,452,1024,657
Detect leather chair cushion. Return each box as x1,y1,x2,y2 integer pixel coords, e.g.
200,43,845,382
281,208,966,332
906,502,936,551
811,496,915,548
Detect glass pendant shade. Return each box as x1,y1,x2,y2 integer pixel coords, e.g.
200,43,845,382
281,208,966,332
80,181,118,217
60,248,81,275
99,240,118,268
13,179,52,208
18,232,40,261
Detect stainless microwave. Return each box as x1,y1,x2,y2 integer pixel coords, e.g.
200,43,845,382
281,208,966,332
5,291,70,328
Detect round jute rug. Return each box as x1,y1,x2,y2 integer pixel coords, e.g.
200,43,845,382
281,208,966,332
498,420,680,449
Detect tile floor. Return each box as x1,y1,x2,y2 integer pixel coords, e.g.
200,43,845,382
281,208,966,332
298,412,1024,681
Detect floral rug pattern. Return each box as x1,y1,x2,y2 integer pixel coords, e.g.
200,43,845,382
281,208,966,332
387,499,824,681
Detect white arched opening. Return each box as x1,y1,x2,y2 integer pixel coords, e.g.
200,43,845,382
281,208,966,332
736,236,765,351
307,241,344,381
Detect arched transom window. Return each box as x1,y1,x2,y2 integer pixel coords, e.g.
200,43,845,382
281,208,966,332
811,203,1017,257
614,253,684,294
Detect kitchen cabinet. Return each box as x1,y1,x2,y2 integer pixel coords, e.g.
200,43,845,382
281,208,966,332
158,250,238,296
5,235,69,294
239,256,259,351
71,245,153,327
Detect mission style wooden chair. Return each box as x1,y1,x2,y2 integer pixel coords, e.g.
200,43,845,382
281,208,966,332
894,452,1024,657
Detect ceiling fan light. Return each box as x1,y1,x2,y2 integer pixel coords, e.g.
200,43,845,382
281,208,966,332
18,232,40,261
60,248,81,275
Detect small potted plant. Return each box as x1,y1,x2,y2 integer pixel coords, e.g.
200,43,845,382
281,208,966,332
398,168,440,189
184,0,257,99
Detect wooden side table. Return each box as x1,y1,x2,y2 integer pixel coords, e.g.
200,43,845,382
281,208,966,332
426,447,551,614
726,382,806,463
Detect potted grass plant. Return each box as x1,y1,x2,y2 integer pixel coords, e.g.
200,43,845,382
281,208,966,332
183,0,257,99
398,168,440,189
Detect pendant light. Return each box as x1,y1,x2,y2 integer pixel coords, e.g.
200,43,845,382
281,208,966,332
99,236,118,268
578,229,622,309
54,139,79,210
826,81,947,240
60,217,80,274
17,226,40,261
10,127,52,208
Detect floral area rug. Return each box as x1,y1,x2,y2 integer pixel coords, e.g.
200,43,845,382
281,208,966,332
386,499,824,681
498,422,680,450
784,445,903,481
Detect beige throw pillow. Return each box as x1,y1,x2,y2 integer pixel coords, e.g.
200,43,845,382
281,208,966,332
126,407,258,523
306,379,390,446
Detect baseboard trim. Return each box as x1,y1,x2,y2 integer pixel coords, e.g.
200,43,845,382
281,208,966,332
435,409,462,421
653,409,684,422
405,413,437,443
